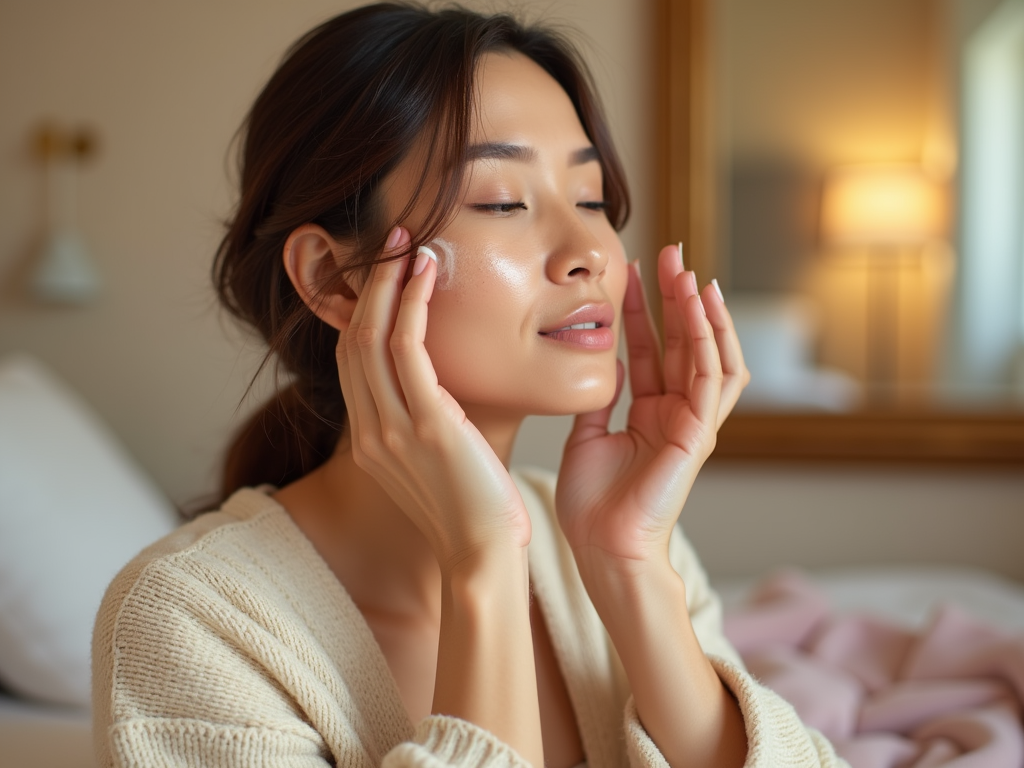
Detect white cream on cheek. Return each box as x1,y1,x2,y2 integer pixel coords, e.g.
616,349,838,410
424,237,457,290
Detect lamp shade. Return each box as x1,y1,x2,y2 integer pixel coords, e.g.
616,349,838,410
821,165,945,247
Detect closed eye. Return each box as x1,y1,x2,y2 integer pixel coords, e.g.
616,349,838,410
578,201,608,211
472,202,528,214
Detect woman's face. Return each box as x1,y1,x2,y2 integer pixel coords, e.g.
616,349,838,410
382,51,628,418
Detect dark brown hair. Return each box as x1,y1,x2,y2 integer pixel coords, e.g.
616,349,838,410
214,2,630,499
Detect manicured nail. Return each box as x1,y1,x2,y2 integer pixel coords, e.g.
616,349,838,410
413,245,437,276
386,226,403,250
688,271,698,294
697,295,706,316
632,258,642,278
711,278,724,303
678,241,685,269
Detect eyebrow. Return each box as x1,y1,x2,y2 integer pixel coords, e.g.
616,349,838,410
465,142,600,167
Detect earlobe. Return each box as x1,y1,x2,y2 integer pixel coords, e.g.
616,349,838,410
282,224,357,331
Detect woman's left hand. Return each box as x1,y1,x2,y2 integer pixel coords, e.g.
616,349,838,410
555,244,749,574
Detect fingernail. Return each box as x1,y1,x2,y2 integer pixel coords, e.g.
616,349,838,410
386,226,403,250
688,271,698,294
697,295,706,316
632,258,642,278
413,245,437,276
711,278,724,303
677,241,685,269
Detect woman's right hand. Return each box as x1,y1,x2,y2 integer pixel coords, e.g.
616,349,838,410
337,227,544,766
335,226,531,573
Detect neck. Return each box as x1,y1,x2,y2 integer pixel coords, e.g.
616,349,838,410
273,407,525,619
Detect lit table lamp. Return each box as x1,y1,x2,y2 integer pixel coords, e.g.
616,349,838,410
820,165,945,399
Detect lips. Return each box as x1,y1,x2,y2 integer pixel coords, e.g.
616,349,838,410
538,303,616,350
538,304,615,335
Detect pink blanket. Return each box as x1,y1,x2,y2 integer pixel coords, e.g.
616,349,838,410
723,571,1024,768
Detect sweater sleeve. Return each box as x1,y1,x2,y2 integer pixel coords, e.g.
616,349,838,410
383,716,531,768
619,525,848,768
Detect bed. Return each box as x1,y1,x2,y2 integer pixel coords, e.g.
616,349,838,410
715,567,1024,766
2,354,1022,768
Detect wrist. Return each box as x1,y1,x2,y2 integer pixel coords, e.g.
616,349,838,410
573,549,685,631
572,542,676,592
440,544,530,598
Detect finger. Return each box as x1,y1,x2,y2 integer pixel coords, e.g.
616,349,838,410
676,286,722,428
564,358,625,450
339,261,384,449
701,281,749,429
342,229,405,446
622,259,663,399
391,248,442,421
354,231,413,419
336,310,375,461
659,245,694,396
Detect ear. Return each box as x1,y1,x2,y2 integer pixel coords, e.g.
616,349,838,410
282,224,358,331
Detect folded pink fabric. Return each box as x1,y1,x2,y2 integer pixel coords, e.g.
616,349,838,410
723,571,1024,768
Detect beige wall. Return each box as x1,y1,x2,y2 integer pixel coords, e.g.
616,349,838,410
0,0,657,505
686,462,1024,583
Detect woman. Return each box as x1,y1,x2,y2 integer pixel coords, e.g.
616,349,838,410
93,4,841,767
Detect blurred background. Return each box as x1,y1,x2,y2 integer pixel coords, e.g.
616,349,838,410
715,0,1024,412
1,0,1022,587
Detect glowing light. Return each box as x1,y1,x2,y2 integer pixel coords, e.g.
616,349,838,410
821,165,946,247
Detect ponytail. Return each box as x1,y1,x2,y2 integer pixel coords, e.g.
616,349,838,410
221,379,343,496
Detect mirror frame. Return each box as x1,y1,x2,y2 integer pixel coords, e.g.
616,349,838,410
655,0,1024,465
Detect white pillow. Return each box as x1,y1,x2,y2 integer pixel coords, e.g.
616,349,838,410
0,355,179,708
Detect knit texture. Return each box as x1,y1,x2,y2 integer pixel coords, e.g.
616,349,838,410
93,467,843,767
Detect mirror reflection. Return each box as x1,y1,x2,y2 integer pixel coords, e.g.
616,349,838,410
716,0,1024,412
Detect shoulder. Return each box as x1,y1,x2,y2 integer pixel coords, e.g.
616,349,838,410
92,487,336,714
97,488,298,614
91,488,371,763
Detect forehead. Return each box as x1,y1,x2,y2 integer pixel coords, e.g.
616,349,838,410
470,51,590,147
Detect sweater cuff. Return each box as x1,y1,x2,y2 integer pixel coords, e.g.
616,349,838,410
623,656,845,768
383,715,531,768
710,655,844,768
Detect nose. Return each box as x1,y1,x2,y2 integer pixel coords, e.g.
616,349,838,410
544,204,610,284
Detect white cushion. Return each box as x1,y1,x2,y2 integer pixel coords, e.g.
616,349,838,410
0,355,179,707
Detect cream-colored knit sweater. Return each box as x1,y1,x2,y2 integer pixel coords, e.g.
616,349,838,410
93,467,843,768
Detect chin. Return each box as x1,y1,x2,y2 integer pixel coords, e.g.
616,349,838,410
528,377,619,417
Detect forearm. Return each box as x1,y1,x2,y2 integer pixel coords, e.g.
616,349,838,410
433,547,543,768
578,554,746,768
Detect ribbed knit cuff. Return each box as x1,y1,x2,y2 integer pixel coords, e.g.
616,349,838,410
623,655,845,768
383,715,531,768
709,655,845,767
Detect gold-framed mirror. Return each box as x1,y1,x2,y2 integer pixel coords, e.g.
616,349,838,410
656,0,1024,464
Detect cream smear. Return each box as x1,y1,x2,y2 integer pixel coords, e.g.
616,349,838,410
421,237,456,290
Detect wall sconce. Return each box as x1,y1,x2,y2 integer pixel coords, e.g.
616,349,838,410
31,123,102,305
820,165,947,398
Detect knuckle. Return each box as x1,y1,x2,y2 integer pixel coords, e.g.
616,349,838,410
412,418,442,445
380,427,406,455
389,330,417,358
355,324,380,351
